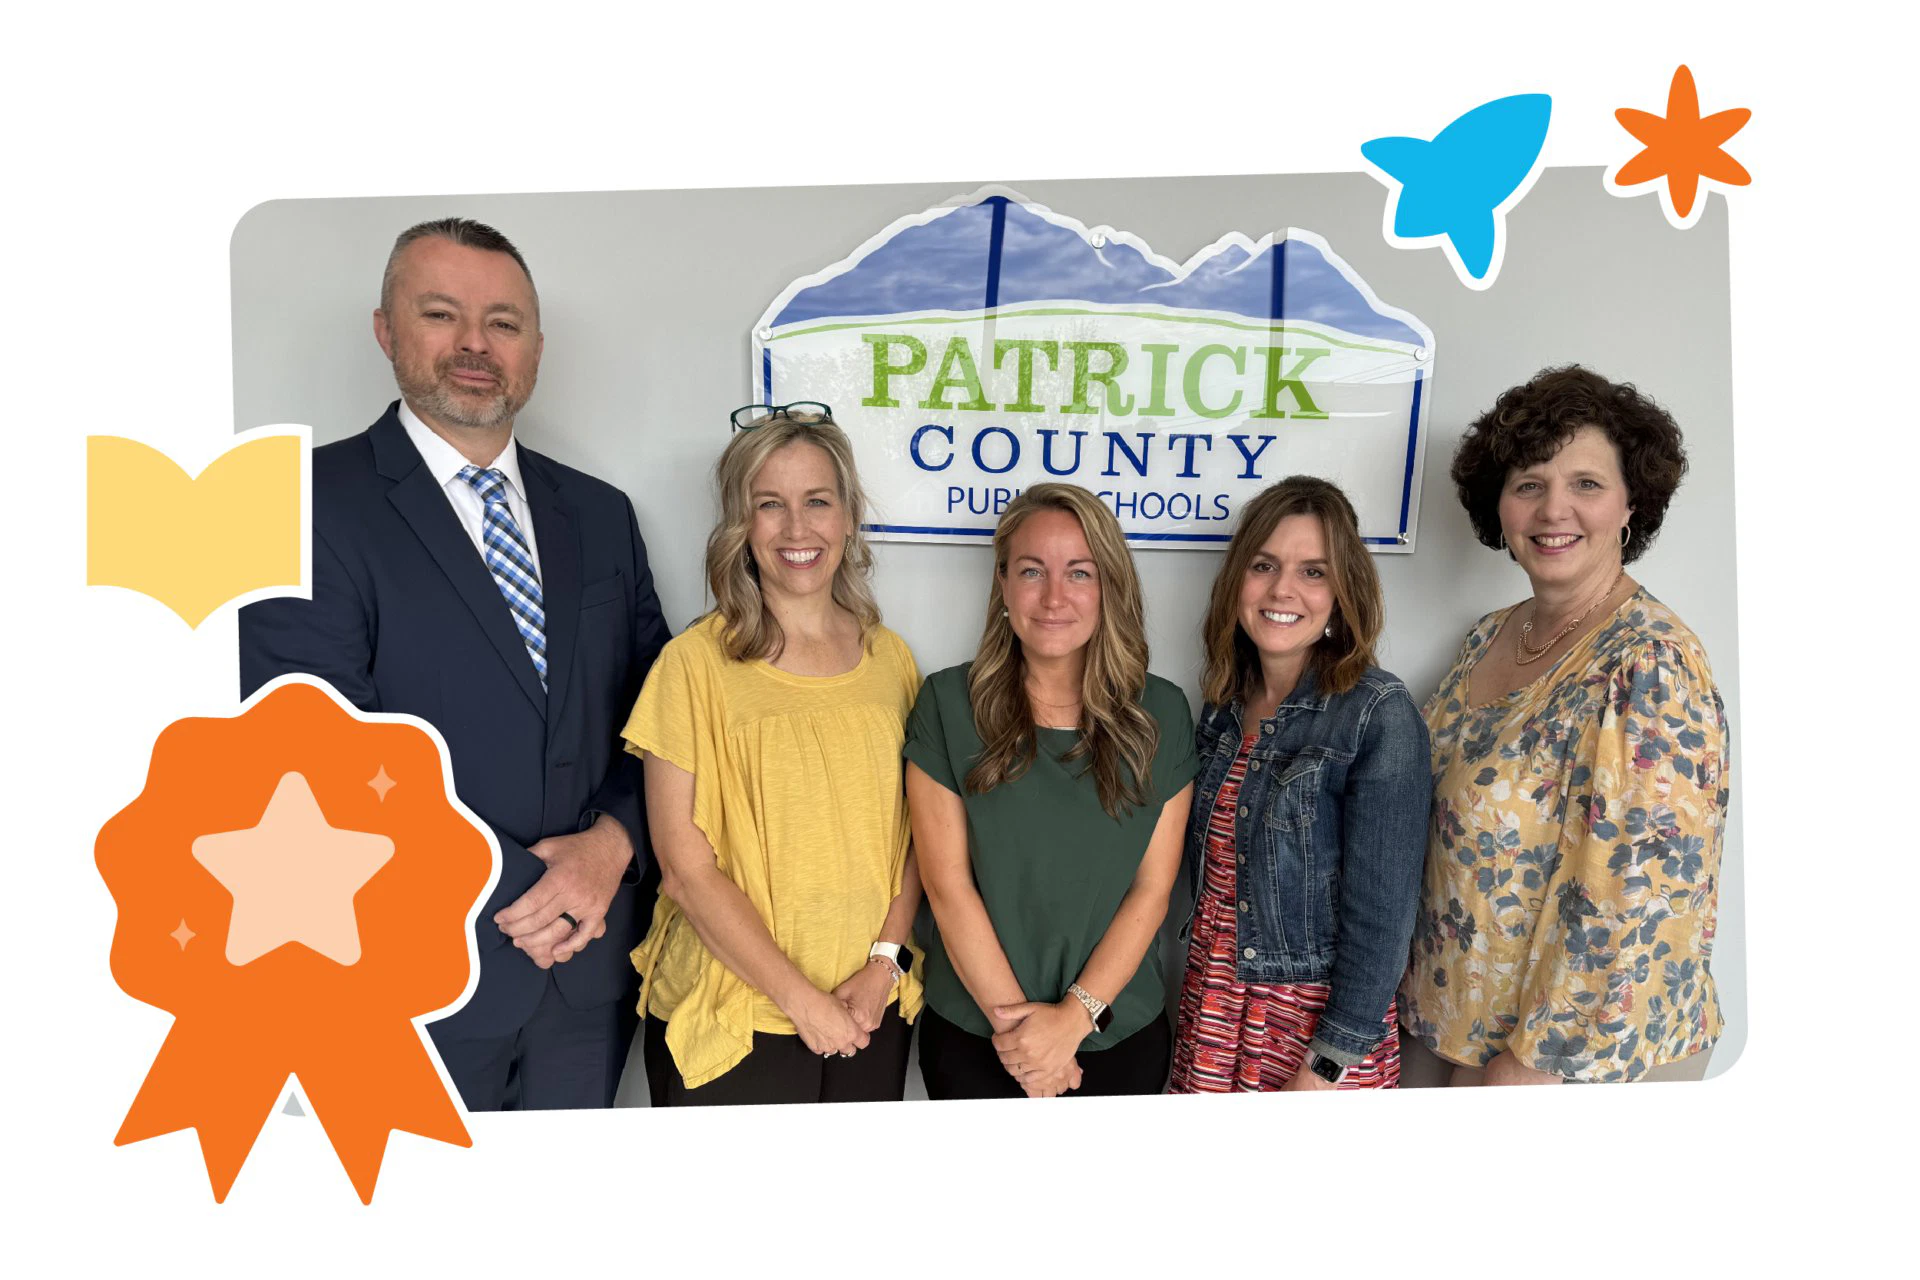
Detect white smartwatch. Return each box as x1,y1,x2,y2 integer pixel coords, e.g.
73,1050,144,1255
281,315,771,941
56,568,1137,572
868,941,909,983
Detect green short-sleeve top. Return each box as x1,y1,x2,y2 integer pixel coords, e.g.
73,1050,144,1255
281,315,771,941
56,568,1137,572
903,663,1199,1047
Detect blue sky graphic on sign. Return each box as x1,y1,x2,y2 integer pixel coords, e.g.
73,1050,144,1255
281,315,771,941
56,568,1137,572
751,187,1435,550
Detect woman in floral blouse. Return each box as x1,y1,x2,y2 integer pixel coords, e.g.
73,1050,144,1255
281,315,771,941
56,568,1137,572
1398,366,1729,1085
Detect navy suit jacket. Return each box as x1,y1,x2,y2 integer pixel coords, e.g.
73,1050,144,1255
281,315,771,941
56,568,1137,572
239,403,668,1040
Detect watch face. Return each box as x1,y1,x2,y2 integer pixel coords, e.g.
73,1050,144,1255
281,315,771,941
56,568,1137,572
1310,1054,1345,1084
1094,1003,1113,1033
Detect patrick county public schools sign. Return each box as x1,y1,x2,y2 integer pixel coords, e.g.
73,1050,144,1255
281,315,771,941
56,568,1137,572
749,187,1434,551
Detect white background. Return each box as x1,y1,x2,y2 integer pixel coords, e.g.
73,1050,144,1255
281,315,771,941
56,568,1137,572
10,1,1908,1272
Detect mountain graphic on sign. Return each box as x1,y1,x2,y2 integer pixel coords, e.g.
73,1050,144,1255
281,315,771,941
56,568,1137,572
749,187,1436,552
764,188,1427,350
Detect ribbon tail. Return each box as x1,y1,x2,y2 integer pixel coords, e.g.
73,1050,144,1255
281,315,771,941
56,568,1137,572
117,1019,285,1202
300,1020,471,1204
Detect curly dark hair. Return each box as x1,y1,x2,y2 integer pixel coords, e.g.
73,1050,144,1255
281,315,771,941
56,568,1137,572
1450,365,1688,564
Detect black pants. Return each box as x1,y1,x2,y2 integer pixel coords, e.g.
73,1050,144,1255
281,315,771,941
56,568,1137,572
430,971,639,1111
918,1006,1172,1100
643,1007,913,1106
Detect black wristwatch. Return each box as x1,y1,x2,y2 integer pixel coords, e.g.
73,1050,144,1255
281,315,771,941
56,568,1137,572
1308,1051,1349,1085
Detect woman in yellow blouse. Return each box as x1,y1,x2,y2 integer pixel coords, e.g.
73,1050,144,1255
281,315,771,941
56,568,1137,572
626,405,923,1104
1399,367,1729,1085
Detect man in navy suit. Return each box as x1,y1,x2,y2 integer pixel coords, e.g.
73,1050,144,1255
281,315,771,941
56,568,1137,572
240,218,668,1110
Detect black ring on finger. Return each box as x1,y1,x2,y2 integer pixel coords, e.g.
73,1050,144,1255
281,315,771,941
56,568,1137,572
559,911,580,931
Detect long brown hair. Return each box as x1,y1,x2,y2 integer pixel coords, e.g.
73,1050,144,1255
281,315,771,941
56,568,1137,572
703,412,880,661
964,484,1158,820
1200,476,1383,707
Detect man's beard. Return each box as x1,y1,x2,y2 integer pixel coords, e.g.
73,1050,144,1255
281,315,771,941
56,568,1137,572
393,353,534,431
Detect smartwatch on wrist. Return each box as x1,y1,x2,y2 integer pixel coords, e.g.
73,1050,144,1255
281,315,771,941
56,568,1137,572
868,941,910,982
1067,982,1112,1034
1307,1051,1349,1085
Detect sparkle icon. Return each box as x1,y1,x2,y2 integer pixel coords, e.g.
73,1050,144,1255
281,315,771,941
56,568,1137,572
170,919,196,950
367,766,396,802
192,771,394,966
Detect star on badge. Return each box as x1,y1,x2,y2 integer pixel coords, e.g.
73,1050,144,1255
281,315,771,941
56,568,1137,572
192,771,394,966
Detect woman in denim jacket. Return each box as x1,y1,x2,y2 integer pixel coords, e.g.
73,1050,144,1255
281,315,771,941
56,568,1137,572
1168,477,1431,1092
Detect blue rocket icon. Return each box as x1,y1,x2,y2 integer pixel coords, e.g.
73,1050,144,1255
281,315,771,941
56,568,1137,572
1361,93,1552,288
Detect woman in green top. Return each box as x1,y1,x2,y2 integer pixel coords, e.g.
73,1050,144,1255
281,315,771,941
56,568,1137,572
905,483,1198,1099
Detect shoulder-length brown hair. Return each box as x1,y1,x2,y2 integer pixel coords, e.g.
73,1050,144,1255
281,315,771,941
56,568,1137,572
1201,476,1383,707
965,483,1158,820
704,411,881,662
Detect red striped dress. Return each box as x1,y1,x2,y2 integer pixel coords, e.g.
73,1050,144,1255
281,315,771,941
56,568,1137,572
1168,730,1400,1092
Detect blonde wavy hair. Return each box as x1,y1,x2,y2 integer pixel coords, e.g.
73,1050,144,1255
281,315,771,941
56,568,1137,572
1200,476,1383,707
704,411,881,662
965,483,1158,820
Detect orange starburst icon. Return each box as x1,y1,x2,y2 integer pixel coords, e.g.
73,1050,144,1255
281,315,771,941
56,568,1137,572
1606,64,1751,229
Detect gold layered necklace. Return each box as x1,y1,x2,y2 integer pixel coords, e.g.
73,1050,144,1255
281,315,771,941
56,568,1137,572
1515,570,1625,665
1026,683,1083,728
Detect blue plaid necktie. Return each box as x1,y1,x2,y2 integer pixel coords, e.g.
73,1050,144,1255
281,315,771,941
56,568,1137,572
457,465,548,689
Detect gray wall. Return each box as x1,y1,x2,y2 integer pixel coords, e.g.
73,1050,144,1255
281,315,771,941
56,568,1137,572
231,169,1743,1090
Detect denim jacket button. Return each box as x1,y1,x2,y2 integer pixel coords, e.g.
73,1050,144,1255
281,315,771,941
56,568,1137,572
1237,805,1249,818
1262,724,1274,735
1249,760,1261,771
1237,853,1246,865
1242,947,1257,960
1238,900,1249,912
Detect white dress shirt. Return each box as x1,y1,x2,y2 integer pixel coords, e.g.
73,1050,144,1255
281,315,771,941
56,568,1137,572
398,400,543,574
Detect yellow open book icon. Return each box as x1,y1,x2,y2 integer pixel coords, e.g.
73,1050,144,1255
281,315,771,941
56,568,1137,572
87,433,305,628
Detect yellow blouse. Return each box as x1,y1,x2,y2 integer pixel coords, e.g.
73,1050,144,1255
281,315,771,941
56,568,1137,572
624,613,924,1089
1399,590,1727,1081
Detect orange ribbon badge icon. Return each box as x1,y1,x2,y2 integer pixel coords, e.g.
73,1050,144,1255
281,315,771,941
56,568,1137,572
95,678,498,1202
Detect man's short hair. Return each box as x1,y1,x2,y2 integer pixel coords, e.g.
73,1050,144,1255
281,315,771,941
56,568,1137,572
379,217,539,321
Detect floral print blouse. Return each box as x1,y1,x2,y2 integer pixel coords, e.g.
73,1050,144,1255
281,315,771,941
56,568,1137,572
1398,590,1728,1082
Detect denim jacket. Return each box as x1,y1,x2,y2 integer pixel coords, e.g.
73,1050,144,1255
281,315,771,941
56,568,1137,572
1184,664,1432,1064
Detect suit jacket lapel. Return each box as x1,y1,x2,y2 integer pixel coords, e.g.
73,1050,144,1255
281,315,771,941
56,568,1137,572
522,450,581,721
372,407,549,719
